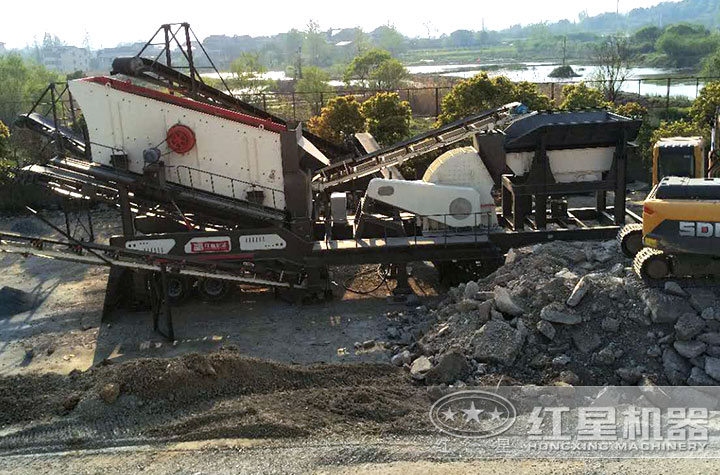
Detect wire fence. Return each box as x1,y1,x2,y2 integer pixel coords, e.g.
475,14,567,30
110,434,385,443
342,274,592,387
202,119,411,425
4,75,720,127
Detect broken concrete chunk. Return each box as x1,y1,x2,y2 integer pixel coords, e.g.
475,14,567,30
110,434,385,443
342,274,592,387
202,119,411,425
642,291,695,324
540,304,582,325
705,357,720,381
673,340,707,359
663,348,691,386
472,320,524,366
463,281,480,300
493,286,524,317
99,383,120,404
663,281,687,298
674,313,706,341
537,320,556,340
425,351,470,385
688,367,718,386
410,356,433,377
566,276,592,308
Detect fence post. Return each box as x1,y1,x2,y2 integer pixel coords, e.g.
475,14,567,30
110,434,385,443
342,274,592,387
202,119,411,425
665,78,671,116
435,87,440,118
550,82,555,102
696,78,700,99
292,92,296,121
262,93,267,111
638,79,641,96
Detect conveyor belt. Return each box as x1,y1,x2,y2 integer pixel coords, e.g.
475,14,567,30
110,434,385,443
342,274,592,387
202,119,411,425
15,112,87,158
314,102,527,192
0,231,303,289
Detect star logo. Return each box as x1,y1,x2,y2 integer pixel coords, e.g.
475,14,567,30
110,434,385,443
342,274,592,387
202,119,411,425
462,401,484,424
488,407,504,422
441,407,457,421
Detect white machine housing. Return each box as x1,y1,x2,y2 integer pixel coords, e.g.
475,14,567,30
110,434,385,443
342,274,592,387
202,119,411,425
366,147,498,229
506,147,615,183
69,77,290,211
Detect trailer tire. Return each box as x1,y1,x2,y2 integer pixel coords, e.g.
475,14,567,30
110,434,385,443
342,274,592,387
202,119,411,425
198,278,230,301
167,276,192,304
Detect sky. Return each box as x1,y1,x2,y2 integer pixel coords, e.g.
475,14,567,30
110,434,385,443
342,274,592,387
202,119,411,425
1,0,677,49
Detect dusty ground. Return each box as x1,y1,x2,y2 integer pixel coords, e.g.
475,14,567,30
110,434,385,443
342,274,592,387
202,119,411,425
3,196,719,472
0,207,444,378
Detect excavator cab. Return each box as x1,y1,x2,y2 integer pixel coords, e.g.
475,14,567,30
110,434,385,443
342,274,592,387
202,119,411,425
652,137,705,186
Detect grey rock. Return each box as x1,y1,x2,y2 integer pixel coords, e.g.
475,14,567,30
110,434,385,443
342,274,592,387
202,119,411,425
537,320,556,340
699,333,720,345
675,313,706,341
647,345,662,358
410,356,433,377
455,299,479,313
425,351,471,385
464,281,480,300
390,352,405,367
705,357,720,381
594,251,613,263
476,291,494,301
707,346,720,357
552,354,571,367
494,286,524,317
642,292,695,324
673,340,707,359
475,300,494,323
557,370,580,385
566,276,592,308
596,345,617,365
663,348,691,386
688,367,718,386
702,308,715,321
540,304,582,325
387,326,399,339
601,317,620,333
616,367,643,384
472,320,525,366
688,289,717,313
529,354,550,369
572,331,602,354
664,281,687,298
99,383,120,404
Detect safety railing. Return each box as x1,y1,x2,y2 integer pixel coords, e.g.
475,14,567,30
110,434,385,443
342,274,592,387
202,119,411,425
170,165,285,209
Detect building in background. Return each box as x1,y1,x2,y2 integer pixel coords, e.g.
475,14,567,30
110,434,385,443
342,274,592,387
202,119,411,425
41,46,91,73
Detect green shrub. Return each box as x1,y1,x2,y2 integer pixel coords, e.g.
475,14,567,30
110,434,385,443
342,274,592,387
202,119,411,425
361,92,411,146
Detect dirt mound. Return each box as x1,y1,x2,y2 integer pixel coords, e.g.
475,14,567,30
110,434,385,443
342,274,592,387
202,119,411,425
386,240,720,387
0,348,430,448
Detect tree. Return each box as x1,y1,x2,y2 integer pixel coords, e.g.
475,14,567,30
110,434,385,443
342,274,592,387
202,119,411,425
593,36,632,103
344,49,391,86
307,96,365,145
655,24,719,68
651,120,706,147
691,81,720,128
303,20,330,67
361,92,412,146
0,120,9,160
373,24,406,54
701,49,720,78
0,54,58,125
559,83,608,110
369,58,408,90
295,66,332,115
229,52,270,97
437,73,552,125
511,81,552,111
613,102,648,119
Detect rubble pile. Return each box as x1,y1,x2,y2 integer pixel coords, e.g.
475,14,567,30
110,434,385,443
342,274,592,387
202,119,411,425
386,241,720,387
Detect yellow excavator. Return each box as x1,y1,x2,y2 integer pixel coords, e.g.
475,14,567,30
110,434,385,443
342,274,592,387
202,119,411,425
618,127,720,282
632,176,720,282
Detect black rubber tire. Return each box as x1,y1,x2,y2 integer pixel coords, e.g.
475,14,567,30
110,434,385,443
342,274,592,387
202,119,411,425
197,278,230,301
618,223,644,258
166,276,191,304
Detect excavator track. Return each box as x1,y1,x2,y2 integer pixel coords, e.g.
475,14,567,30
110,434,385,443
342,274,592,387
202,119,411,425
634,247,720,288
617,223,644,258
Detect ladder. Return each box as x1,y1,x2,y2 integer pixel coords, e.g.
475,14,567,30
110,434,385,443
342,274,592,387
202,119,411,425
314,102,527,192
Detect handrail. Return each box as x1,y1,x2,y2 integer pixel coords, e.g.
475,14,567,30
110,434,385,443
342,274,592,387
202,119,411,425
171,164,285,209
